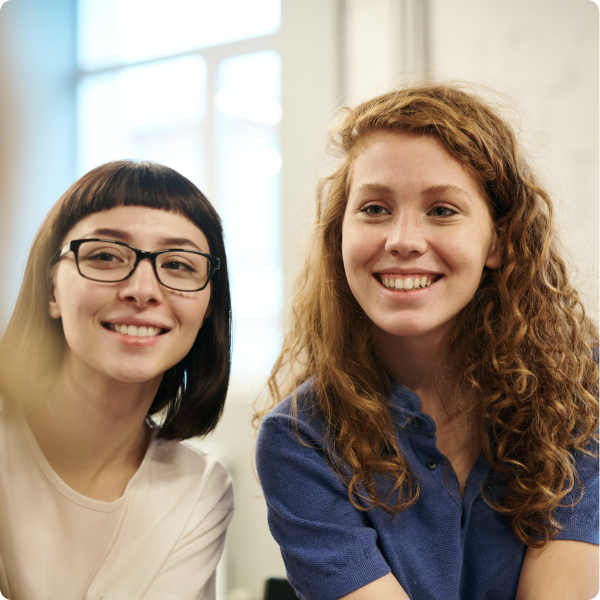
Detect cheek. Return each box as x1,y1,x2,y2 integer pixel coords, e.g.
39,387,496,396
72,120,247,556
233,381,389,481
52,273,96,323
341,225,353,276
341,238,361,287
439,227,490,265
179,295,211,334
341,223,369,274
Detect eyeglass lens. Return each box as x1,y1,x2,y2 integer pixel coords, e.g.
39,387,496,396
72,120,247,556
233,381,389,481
76,241,211,291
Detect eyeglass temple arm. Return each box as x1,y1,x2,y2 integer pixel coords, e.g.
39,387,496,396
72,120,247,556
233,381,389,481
58,242,72,258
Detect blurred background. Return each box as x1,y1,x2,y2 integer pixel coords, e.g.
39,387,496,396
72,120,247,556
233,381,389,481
0,0,597,598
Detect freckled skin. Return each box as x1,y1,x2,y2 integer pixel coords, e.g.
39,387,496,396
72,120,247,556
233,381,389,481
49,206,212,386
342,131,500,347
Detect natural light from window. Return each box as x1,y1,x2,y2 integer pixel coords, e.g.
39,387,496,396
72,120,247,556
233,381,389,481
77,0,282,377
78,0,281,69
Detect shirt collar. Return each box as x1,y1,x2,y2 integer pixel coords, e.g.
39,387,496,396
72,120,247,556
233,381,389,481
389,379,423,413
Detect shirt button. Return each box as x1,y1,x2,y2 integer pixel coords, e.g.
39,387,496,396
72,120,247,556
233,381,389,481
426,457,438,470
412,417,423,430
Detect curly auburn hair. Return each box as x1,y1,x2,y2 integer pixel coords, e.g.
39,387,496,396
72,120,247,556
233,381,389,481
257,83,598,547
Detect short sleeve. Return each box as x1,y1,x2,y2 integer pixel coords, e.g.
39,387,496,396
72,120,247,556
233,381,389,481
255,404,391,600
554,446,599,544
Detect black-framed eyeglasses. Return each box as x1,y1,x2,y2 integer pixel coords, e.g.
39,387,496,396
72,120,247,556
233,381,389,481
56,239,220,292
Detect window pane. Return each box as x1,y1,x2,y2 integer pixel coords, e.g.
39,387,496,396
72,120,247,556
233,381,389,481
78,0,281,70
77,55,206,189
215,50,282,376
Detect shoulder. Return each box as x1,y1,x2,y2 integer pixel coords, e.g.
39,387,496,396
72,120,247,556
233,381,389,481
589,343,599,375
256,379,343,496
256,379,329,459
259,379,326,436
147,437,234,511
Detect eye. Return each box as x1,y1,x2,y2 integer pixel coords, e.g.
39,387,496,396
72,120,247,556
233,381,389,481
429,204,457,218
359,203,390,216
163,260,196,273
88,250,124,263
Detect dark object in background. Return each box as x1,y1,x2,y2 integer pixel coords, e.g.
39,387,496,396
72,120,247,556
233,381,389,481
263,577,299,600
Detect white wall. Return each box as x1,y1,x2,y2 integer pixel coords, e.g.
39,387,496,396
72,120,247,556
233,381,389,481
343,0,429,104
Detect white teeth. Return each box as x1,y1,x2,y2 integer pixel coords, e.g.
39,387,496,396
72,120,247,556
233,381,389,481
109,324,162,337
380,276,437,291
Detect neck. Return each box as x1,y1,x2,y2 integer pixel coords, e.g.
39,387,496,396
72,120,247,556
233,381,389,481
23,358,161,499
373,326,483,491
373,326,455,412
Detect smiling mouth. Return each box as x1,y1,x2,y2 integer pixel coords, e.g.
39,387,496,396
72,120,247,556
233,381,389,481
377,273,442,291
102,323,168,338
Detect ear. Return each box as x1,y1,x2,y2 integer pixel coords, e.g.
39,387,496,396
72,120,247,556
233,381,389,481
49,286,61,319
485,228,501,270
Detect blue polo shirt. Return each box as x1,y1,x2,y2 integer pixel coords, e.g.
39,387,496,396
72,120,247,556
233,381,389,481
256,379,599,600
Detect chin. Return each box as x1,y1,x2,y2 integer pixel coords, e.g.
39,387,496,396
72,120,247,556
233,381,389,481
106,365,165,385
377,319,450,340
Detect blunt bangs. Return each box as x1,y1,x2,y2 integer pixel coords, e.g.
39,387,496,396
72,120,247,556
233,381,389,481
0,160,232,441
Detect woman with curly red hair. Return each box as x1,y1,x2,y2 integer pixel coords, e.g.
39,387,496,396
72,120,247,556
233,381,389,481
255,85,598,600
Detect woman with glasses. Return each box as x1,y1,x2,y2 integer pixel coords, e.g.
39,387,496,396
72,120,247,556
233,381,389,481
255,85,598,600
0,160,233,600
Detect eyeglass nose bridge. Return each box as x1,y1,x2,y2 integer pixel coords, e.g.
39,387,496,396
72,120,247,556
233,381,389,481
127,249,163,284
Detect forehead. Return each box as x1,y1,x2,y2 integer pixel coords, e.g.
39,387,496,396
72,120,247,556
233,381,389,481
63,206,209,251
349,131,484,199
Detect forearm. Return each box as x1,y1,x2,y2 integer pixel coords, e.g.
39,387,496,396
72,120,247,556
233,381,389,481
338,573,410,600
516,540,599,600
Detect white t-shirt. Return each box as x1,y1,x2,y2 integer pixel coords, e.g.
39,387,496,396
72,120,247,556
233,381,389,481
0,397,234,600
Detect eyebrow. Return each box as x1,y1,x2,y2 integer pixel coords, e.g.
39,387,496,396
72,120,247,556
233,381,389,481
353,182,472,202
354,183,394,195
422,184,473,202
83,228,203,251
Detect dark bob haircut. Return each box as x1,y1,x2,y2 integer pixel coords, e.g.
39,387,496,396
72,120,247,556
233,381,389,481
0,160,231,441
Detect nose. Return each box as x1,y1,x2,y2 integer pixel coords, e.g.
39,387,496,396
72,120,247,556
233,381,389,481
117,258,164,306
384,211,428,257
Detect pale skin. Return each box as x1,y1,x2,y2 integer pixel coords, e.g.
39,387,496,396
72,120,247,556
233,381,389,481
24,206,211,502
338,132,598,600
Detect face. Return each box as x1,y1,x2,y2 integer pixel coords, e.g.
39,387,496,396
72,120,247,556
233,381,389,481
49,206,212,385
342,131,499,346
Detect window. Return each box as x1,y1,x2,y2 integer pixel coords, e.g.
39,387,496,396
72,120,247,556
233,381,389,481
77,0,283,376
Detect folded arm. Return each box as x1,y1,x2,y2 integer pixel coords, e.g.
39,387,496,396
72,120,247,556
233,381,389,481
516,540,599,600
339,573,410,600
